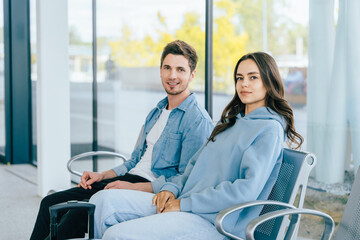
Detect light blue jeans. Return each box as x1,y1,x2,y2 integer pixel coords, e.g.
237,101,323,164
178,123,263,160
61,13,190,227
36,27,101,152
89,189,225,240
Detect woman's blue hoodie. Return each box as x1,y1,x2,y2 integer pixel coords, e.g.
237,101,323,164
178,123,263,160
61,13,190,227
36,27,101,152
159,106,286,238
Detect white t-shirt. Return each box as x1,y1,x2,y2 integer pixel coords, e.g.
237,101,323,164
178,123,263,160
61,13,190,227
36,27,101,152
128,108,172,181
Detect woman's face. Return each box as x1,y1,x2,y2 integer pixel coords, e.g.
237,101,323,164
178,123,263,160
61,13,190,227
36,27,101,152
235,59,267,115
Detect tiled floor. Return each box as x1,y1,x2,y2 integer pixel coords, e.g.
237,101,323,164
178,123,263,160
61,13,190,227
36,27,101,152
0,163,41,240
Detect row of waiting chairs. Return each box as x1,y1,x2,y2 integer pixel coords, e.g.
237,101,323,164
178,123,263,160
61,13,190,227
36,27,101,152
52,147,359,239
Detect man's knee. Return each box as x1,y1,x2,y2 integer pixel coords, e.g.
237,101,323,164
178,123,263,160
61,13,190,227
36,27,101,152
40,194,56,211
40,191,70,212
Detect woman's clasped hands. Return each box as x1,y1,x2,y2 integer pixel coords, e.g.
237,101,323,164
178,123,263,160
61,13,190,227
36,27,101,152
152,191,180,213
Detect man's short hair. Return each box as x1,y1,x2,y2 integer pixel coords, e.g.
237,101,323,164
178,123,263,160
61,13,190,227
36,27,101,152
160,40,198,72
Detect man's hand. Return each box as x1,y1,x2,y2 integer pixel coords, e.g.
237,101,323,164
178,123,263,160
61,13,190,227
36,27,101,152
104,180,134,189
152,191,175,213
78,169,117,190
78,171,104,190
162,199,180,213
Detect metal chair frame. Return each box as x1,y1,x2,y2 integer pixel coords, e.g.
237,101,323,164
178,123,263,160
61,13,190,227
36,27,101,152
215,148,317,240
245,166,360,240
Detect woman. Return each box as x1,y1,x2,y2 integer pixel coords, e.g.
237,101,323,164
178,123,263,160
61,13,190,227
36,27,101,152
89,52,303,239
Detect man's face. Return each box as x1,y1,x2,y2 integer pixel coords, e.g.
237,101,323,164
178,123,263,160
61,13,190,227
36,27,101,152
160,54,195,96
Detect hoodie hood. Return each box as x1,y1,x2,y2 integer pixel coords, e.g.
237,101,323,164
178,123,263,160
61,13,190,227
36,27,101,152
238,106,287,137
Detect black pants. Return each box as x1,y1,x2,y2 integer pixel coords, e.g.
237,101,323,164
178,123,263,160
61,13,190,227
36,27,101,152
30,173,150,240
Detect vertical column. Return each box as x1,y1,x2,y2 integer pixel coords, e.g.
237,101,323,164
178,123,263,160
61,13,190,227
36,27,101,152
36,0,70,196
91,0,98,171
205,0,213,118
4,0,32,164
307,0,335,182
322,0,347,183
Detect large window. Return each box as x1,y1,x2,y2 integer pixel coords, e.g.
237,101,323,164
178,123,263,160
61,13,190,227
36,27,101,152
0,0,5,157
66,0,311,171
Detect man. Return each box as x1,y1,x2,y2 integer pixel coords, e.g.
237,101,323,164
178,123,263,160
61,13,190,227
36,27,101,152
30,40,214,240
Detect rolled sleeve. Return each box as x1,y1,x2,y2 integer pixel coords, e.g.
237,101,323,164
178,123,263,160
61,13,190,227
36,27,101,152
180,198,192,212
112,164,128,176
159,183,181,198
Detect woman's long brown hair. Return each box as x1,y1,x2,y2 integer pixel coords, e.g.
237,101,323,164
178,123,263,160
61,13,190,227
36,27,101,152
208,52,303,149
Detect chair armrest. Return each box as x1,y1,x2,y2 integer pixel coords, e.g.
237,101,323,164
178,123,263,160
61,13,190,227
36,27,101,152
245,208,335,240
67,151,127,177
215,200,297,240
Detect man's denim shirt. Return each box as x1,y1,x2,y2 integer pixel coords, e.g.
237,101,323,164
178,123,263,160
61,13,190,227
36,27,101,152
112,93,214,193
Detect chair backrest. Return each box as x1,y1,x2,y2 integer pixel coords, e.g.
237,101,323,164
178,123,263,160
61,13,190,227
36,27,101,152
335,166,360,240
254,148,316,240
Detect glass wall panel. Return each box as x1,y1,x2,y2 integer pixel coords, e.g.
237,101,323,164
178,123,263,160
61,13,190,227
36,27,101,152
95,0,206,170
0,0,5,157
68,1,99,176
68,0,93,160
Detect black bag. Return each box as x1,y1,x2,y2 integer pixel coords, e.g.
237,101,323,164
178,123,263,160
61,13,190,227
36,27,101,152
49,201,95,240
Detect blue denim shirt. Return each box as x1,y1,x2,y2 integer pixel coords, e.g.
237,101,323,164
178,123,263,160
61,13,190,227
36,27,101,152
112,93,214,193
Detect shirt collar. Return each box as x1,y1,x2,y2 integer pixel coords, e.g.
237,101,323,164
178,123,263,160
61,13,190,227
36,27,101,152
156,92,196,112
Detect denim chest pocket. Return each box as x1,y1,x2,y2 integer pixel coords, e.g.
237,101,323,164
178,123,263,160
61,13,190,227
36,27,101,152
156,132,182,168
167,132,182,140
